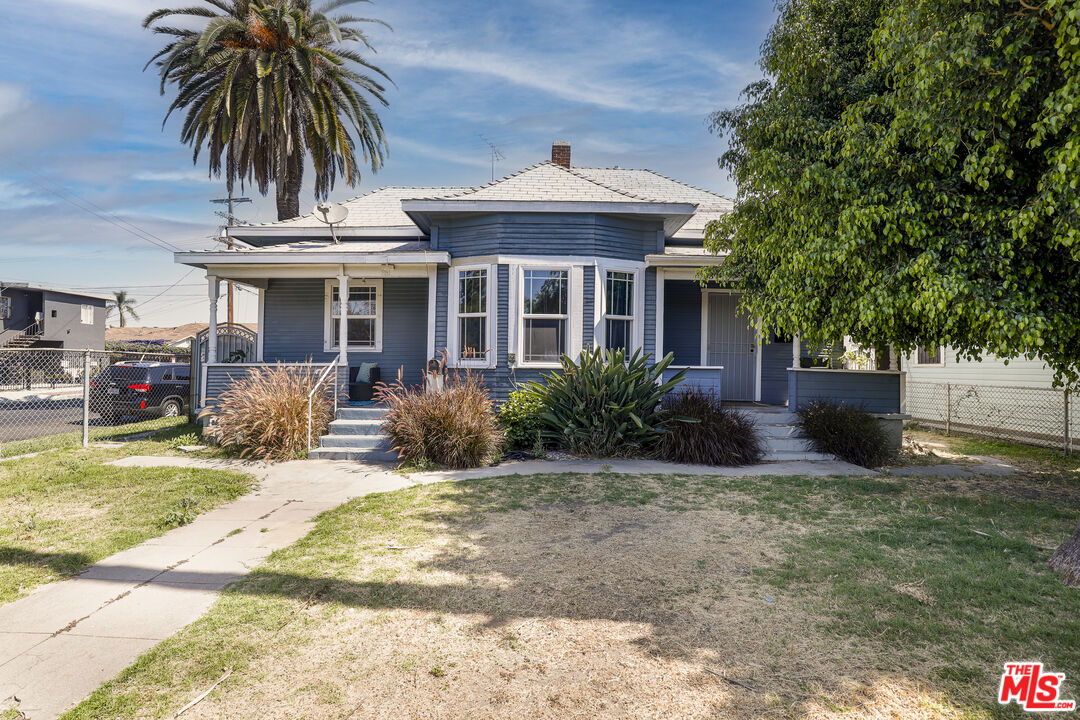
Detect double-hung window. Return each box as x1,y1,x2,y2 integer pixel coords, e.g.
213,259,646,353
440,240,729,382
915,345,942,365
80,305,94,325
457,268,489,363
522,269,568,363
603,271,634,353
327,281,381,351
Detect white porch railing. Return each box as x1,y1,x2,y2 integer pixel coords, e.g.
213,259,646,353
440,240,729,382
308,361,340,451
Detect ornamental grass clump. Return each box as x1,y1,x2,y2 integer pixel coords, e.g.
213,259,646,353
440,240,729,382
795,400,893,468
521,348,685,457
201,363,334,461
375,369,503,469
656,387,764,466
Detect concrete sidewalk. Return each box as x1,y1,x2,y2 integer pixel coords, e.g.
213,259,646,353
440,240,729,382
0,458,410,720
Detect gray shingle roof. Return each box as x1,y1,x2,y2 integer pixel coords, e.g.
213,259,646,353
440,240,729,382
234,163,732,237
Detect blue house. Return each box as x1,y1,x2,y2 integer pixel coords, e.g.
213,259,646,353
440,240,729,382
178,142,903,446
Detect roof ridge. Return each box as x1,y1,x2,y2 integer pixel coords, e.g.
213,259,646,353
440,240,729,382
244,185,474,227
435,161,554,199
575,166,734,204
435,160,674,204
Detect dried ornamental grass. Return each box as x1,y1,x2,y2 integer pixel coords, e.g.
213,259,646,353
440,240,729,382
375,369,503,469
202,363,335,461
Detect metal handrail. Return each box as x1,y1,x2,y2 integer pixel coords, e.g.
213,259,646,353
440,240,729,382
307,360,340,451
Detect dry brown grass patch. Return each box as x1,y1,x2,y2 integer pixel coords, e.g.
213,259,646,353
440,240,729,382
176,497,963,720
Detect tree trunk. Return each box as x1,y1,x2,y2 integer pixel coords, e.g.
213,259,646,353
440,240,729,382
1050,518,1080,586
275,154,303,221
119,312,125,328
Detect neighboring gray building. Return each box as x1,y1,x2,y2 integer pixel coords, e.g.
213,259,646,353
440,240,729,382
0,282,109,350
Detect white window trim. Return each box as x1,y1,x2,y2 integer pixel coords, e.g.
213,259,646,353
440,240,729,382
80,304,94,325
323,278,383,353
594,261,645,354
446,263,497,369
512,263,583,369
913,345,945,367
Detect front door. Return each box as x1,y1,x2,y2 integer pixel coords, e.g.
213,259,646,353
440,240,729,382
705,292,757,401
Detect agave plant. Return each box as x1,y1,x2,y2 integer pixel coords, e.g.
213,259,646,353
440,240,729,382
521,347,686,458
144,0,391,219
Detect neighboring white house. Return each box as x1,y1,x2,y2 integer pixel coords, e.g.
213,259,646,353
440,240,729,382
902,345,1075,451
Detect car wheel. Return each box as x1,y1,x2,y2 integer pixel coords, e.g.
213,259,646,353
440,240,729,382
161,400,182,418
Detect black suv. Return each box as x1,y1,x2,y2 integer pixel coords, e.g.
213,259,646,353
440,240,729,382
90,362,190,424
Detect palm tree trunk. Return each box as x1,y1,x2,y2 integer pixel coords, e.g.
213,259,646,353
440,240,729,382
119,312,126,328
1050,518,1080,586
275,154,304,221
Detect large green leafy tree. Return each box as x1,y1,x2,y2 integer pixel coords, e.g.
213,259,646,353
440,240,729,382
145,0,391,220
707,0,1080,583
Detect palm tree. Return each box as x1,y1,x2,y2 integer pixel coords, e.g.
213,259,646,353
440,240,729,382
144,0,391,220
107,291,140,328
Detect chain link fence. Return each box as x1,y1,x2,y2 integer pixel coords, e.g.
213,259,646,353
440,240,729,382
0,348,192,457
906,381,1075,453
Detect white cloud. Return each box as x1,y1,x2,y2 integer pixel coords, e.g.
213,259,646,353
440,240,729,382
0,83,28,119
0,178,51,209
387,135,491,169
133,170,217,184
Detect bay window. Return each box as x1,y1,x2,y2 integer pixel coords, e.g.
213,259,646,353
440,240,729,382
522,268,568,363
457,268,489,363
603,270,634,352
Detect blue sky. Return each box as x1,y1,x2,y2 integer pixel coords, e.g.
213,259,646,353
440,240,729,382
0,0,774,326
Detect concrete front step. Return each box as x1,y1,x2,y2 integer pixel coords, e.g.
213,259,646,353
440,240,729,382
762,450,836,462
308,447,399,462
758,423,801,438
336,406,384,420
319,434,390,450
328,418,383,435
764,435,813,453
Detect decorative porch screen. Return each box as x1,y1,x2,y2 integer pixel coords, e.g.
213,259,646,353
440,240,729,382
458,269,488,360
522,269,568,363
332,285,377,348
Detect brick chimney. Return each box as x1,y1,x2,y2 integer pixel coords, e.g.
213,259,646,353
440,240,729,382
551,141,571,168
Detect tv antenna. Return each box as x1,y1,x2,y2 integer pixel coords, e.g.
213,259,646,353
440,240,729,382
480,135,505,182
210,188,252,325
313,201,349,244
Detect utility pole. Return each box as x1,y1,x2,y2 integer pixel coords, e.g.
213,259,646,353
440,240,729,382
211,188,251,325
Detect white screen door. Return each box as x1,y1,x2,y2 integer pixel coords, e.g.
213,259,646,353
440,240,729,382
705,293,757,401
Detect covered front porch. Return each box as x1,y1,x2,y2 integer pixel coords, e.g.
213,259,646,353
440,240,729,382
177,247,448,408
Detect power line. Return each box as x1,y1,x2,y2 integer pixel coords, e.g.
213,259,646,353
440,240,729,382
137,268,198,308
15,165,182,253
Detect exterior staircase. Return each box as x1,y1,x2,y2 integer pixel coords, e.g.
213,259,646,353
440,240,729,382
739,406,835,462
308,405,398,462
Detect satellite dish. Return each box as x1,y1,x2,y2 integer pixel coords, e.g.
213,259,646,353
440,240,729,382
313,202,348,244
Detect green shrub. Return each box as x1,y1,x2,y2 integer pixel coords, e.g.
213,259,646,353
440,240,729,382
499,389,546,451
199,363,334,461
521,348,685,457
376,371,503,469
795,401,893,467
656,387,764,466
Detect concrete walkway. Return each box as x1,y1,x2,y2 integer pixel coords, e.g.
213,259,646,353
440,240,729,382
407,457,872,484
0,458,410,720
0,454,869,718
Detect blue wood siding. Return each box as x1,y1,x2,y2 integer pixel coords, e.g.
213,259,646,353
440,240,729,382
437,213,660,261
663,367,723,396
761,340,792,405
205,365,260,401
788,369,902,413
662,279,701,365
582,268,594,349
434,267,448,356
262,277,429,387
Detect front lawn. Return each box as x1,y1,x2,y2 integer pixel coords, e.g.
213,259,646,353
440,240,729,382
0,424,254,605
65,469,1079,719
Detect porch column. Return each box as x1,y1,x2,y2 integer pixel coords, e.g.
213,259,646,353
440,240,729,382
207,275,219,364
887,343,897,371
791,333,801,369
337,273,349,367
